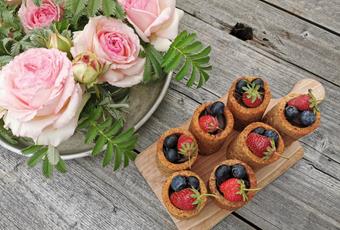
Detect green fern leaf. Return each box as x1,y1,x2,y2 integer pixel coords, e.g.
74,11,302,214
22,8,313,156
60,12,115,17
42,157,53,178
143,44,164,83
102,142,114,167
162,31,212,88
55,158,67,173
92,135,107,156
27,147,48,167
113,147,122,170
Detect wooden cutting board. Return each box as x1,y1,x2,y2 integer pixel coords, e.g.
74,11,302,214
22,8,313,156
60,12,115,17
135,79,325,230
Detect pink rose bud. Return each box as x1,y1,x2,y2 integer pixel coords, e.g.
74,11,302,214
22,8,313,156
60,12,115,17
47,32,72,56
72,52,104,86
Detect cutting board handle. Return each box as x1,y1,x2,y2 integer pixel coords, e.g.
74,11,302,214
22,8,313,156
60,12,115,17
289,78,325,102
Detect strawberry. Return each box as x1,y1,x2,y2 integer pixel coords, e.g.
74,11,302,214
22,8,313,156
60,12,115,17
199,115,219,133
288,89,320,113
170,188,209,210
170,188,196,210
177,135,197,157
246,133,276,158
287,95,310,111
241,83,263,108
219,178,249,202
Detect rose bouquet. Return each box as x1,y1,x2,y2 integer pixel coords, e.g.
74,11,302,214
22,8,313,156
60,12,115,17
0,0,211,177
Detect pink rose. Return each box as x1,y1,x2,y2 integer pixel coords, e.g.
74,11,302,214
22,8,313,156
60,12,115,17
0,48,87,147
18,0,63,32
119,0,184,51
71,16,145,88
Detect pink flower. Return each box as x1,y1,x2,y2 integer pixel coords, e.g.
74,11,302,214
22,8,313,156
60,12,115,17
71,16,145,88
0,48,87,147
119,0,184,51
18,0,63,32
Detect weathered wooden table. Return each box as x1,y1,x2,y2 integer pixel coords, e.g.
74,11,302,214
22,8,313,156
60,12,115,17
1,1,340,229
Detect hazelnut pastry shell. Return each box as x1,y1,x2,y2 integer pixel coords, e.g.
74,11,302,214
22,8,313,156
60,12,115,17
227,76,271,130
157,128,198,173
209,160,257,210
162,171,208,219
227,122,285,169
189,102,234,155
263,93,321,146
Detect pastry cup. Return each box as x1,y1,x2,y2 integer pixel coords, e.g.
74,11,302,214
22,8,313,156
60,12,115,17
227,76,271,130
263,93,321,146
189,102,234,155
157,128,198,173
209,159,257,210
162,170,208,219
227,122,285,169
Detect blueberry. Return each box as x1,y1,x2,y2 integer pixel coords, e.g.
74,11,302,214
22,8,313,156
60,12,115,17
208,101,225,116
231,164,247,179
215,165,232,185
252,78,264,91
164,134,178,149
285,106,299,121
187,176,200,190
300,110,316,127
236,79,249,94
253,127,265,135
171,176,187,192
217,114,226,130
264,130,279,146
164,148,179,163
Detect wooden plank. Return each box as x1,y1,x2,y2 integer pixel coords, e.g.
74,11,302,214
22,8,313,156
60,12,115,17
0,144,254,230
264,0,340,34
177,0,340,86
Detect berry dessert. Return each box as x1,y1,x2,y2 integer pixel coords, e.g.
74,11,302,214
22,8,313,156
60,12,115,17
157,128,198,172
162,171,209,219
189,101,234,155
209,160,257,210
227,76,271,130
227,122,285,169
264,90,321,146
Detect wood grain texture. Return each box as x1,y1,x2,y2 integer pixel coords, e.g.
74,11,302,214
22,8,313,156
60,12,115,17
177,0,340,86
1,2,340,230
264,0,340,34
174,13,340,172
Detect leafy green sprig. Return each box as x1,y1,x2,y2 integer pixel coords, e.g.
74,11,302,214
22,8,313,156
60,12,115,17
22,145,67,178
161,31,212,88
142,31,212,88
78,106,137,170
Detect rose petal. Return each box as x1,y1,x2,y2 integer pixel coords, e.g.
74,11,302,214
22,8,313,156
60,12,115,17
35,92,89,146
54,84,83,128
151,37,172,52
155,8,184,40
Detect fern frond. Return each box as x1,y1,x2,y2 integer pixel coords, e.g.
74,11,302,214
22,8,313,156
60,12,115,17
143,44,165,83
162,31,212,88
22,145,67,178
79,104,137,171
